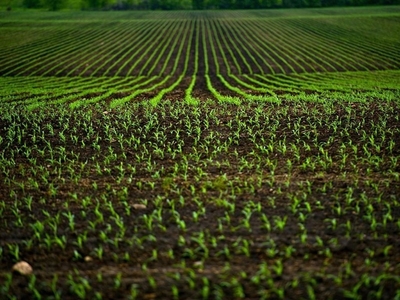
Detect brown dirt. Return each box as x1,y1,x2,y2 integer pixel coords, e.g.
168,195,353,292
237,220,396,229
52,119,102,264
0,100,399,299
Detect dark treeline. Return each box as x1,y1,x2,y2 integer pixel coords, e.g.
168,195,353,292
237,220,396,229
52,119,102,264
22,0,400,11
116,0,399,10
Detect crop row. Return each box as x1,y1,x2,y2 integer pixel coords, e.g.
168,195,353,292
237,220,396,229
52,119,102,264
1,70,399,109
1,9,399,107
1,11,399,78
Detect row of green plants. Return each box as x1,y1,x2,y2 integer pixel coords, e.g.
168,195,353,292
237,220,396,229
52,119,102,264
1,10,399,77
0,70,399,108
1,10,399,107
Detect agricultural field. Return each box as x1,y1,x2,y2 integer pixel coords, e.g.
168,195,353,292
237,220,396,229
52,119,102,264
1,6,400,299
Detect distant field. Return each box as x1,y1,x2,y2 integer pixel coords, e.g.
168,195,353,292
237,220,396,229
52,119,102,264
1,7,400,300
1,7,400,107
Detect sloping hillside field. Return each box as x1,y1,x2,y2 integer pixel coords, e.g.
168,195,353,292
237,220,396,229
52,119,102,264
1,7,400,299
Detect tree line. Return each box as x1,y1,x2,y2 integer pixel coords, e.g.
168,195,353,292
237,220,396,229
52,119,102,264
192,0,399,9
23,0,400,11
